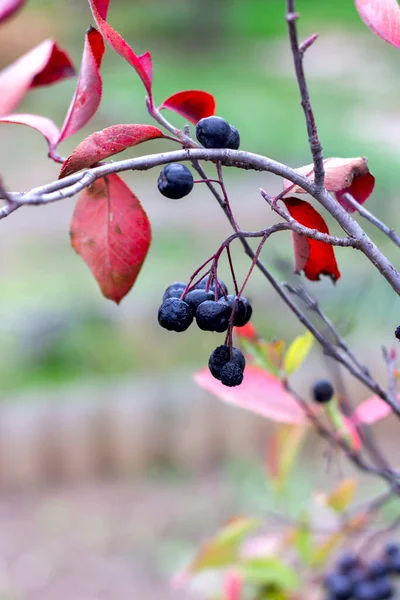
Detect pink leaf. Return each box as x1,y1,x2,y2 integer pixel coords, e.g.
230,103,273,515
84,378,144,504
355,0,400,49
0,113,60,151
0,0,26,23
59,123,166,178
224,570,243,600
283,197,341,282
87,0,152,99
70,174,151,304
160,90,216,124
0,39,75,116
352,395,394,425
57,27,105,145
194,366,306,425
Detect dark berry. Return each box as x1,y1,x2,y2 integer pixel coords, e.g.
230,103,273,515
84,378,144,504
387,553,400,574
196,277,228,297
368,560,390,580
225,296,252,327
157,163,194,199
226,125,240,150
325,573,353,600
337,553,359,574
158,298,193,332
350,568,367,587
208,345,246,380
373,577,394,599
220,361,244,387
183,289,214,311
196,300,232,332
354,581,378,600
163,282,186,301
196,116,232,149
222,295,247,326
385,542,400,558
312,379,334,403
395,326,400,340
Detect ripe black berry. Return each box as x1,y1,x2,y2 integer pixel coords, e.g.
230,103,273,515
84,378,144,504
220,361,244,387
196,277,228,297
196,300,232,332
373,577,394,599
385,542,400,558
183,289,214,311
354,581,379,600
196,116,232,148
157,163,194,199
163,282,186,301
312,379,334,403
387,554,400,574
337,553,359,574
222,295,253,327
208,345,246,380
158,298,193,332
226,125,240,150
395,326,400,340
325,573,353,600
368,560,390,580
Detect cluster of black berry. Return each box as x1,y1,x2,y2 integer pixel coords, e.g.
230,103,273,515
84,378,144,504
324,544,400,599
158,278,252,387
157,116,240,200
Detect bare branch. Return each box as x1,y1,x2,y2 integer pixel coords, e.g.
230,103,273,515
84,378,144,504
344,192,400,248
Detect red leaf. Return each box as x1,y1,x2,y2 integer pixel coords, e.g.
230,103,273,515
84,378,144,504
0,0,26,23
0,113,60,150
87,0,152,99
0,39,75,116
283,197,341,282
234,322,258,340
355,0,400,49
194,366,306,425
352,395,394,425
224,571,243,600
160,90,216,124
70,174,151,304
59,124,166,178
57,27,105,145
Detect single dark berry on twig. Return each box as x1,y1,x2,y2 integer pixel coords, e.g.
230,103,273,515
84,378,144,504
163,282,186,301
226,125,240,150
220,361,244,387
158,298,193,332
184,289,214,311
196,116,232,148
157,163,194,199
208,345,246,380
312,379,334,403
196,300,232,332
395,326,400,340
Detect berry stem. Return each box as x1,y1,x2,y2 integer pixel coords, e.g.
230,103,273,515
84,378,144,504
226,246,239,296
216,161,240,233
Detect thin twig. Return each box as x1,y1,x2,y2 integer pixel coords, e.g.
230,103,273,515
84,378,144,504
344,193,400,248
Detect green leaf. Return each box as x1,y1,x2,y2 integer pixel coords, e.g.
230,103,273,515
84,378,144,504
326,478,357,513
290,519,313,564
283,331,313,375
240,558,300,590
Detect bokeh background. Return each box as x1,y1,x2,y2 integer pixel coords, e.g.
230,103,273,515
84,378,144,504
0,1,399,598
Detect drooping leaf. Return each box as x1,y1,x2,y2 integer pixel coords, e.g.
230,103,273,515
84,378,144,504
87,0,153,99
0,113,60,151
283,157,375,213
326,478,357,513
283,197,341,282
59,124,166,178
355,0,400,49
284,331,314,375
194,366,306,425
70,174,151,304
240,558,300,590
57,27,105,146
0,0,26,23
0,39,75,116
160,90,216,124
352,395,394,425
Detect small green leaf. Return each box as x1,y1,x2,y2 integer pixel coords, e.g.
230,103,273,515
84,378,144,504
327,478,357,513
290,519,313,564
284,331,314,375
240,558,300,590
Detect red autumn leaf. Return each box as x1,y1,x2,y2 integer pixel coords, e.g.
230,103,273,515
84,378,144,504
59,124,166,178
355,0,400,49
57,27,105,145
283,157,375,213
283,197,341,282
160,90,216,124
0,113,60,151
0,39,75,116
0,0,26,23
194,366,306,425
70,173,151,304
87,0,152,99
352,395,394,425
234,321,258,340
224,570,243,600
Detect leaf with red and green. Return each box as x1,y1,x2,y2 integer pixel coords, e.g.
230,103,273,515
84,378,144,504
355,0,400,49
0,0,26,23
283,197,340,282
159,90,216,124
57,27,105,146
0,39,75,115
70,174,151,304
60,123,166,178
194,366,306,425
87,0,153,100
